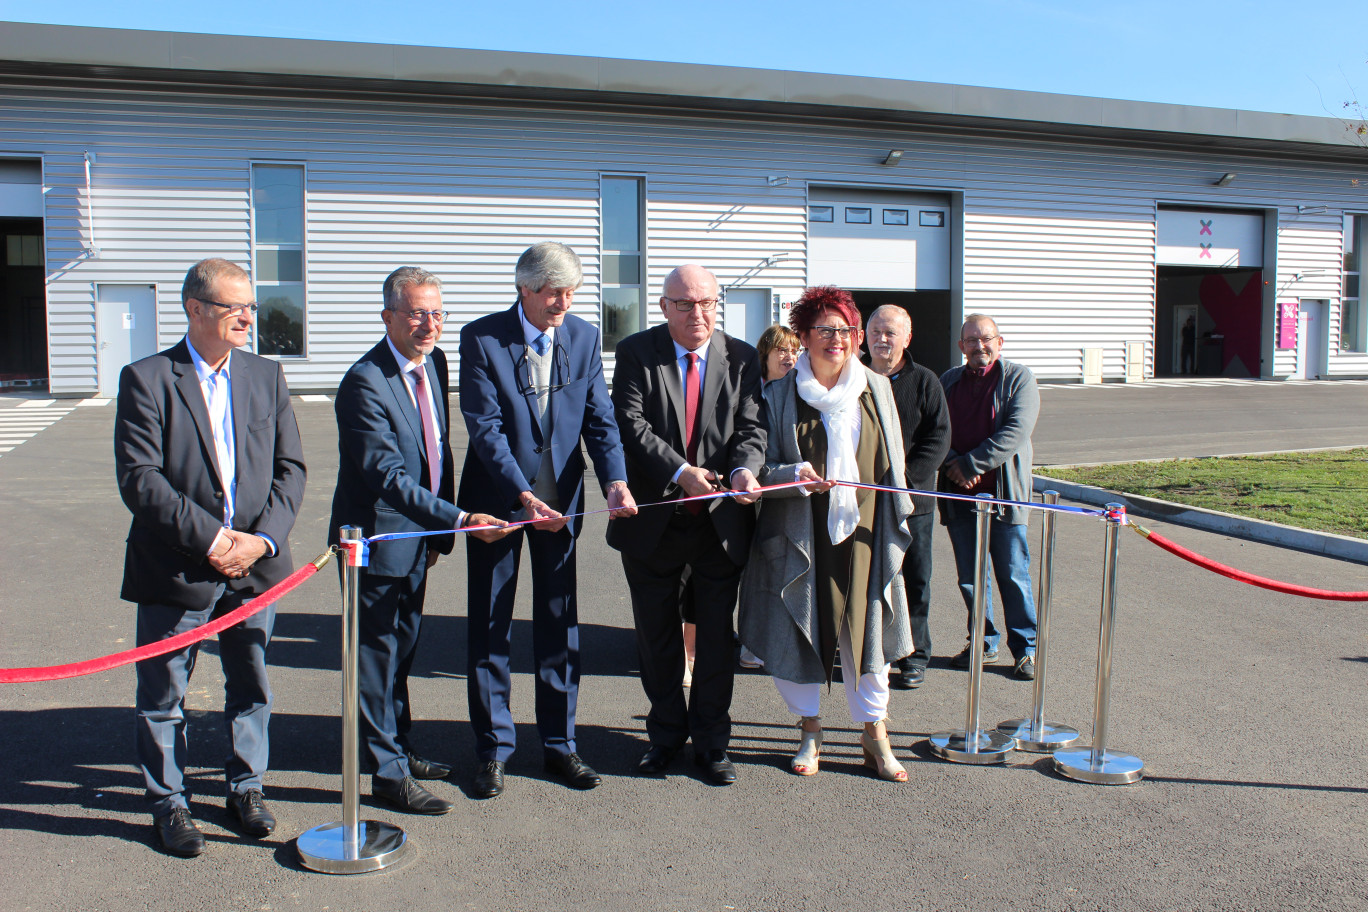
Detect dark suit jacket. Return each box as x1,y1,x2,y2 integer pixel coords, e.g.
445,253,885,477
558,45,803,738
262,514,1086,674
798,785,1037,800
458,304,626,537
329,340,463,581
114,339,307,611
606,324,767,565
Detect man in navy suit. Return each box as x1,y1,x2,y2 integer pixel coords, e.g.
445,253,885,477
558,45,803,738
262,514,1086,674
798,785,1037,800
458,242,637,797
329,266,510,815
115,258,306,856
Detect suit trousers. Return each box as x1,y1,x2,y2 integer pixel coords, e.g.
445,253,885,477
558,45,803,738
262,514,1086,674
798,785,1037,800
134,585,274,817
621,509,740,754
354,568,429,784
467,526,579,762
902,511,936,667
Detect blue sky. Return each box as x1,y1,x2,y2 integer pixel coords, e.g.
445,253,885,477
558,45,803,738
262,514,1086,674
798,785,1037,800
2,1,1364,119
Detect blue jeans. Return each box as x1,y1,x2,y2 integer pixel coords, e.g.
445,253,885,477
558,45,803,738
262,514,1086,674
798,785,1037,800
943,504,1037,659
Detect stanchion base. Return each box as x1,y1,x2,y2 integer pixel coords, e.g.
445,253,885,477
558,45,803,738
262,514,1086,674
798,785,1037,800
296,820,410,874
927,729,1015,764
996,718,1081,753
1052,747,1144,785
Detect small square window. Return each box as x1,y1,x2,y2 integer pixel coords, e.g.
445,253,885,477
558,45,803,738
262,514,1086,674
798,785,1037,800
919,210,945,228
883,209,909,226
846,208,872,224
809,206,834,223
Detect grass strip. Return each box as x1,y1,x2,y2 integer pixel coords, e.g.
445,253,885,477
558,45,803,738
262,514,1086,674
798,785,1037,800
1036,448,1368,540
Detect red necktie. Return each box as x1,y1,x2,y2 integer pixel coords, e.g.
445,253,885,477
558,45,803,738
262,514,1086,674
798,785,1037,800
684,353,703,514
410,364,441,494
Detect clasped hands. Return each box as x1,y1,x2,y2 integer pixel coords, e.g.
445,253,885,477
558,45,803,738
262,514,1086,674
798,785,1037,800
943,460,981,490
209,529,268,579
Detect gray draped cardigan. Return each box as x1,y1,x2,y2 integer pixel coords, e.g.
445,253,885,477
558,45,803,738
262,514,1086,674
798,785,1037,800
737,366,914,683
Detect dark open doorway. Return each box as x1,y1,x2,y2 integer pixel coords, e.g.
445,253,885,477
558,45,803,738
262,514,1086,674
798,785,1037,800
849,289,953,376
1,218,47,389
1155,266,1262,378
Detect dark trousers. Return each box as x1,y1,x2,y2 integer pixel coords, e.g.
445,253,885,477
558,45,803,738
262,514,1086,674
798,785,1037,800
135,585,273,817
902,511,935,667
466,526,579,763
621,510,741,754
354,569,428,783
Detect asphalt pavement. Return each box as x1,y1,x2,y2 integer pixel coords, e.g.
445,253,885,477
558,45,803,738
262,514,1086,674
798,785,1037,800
1,379,1366,912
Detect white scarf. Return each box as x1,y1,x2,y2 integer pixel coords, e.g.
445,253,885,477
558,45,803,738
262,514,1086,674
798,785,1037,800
794,351,867,544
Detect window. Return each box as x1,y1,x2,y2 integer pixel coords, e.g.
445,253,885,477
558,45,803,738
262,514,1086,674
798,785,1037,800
601,176,644,352
845,207,872,224
808,205,834,223
1344,215,1366,353
250,164,306,357
882,209,909,226
919,210,946,228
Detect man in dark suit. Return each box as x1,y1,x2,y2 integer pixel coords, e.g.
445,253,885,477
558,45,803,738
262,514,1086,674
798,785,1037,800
607,264,766,786
329,266,510,816
114,258,306,857
458,241,636,798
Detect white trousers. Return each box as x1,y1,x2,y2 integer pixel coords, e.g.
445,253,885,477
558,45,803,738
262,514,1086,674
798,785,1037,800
772,617,890,723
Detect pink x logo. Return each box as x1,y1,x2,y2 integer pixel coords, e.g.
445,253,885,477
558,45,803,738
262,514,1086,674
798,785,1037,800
1199,219,1213,236
1199,242,1212,258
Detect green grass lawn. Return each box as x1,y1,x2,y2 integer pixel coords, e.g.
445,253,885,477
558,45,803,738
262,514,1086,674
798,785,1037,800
1036,448,1368,540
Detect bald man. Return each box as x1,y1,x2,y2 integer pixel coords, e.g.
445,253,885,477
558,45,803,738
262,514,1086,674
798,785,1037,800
608,265,766,786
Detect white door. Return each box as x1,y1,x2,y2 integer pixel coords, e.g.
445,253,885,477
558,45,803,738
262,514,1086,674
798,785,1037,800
97,285,157,396
1297,300,1327,380
724,287,772,347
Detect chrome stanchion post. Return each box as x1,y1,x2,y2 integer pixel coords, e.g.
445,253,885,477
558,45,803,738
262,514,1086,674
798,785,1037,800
297,527,411,873
1054,504,1144,785
997,490,1080,751
929,494,1014,764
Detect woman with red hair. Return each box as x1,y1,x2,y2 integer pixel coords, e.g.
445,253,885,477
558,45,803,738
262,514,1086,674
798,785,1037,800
738,287,914,781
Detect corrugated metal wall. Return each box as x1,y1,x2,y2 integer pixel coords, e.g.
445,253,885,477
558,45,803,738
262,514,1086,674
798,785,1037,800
2,82,1365,393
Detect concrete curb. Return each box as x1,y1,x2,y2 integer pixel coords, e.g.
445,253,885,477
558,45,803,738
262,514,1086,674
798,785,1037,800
1031,474,1368,565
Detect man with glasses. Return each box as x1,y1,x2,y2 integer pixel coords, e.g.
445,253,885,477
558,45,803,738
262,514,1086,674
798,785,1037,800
329,266,511,815
863,305,950,691
458,242,636,798
607,264,766,786
938,314,1040,680
114,258,306,856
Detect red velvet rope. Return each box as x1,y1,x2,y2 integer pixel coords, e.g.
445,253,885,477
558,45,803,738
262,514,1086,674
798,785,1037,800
0,555,330,684
1131,524,1368,601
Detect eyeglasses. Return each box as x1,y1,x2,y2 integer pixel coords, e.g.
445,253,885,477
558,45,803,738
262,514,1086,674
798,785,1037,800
961,335,1000,346
810,326,858,340
394,309,447,325
774,347,800,357
199,298,260,317
515,344,572,398
663,297,719,313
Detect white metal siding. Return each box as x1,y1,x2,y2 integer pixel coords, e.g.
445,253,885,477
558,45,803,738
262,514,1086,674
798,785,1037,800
4,82,1368,393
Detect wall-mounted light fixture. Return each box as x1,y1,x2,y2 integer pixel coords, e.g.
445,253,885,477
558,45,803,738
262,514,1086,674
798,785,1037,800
883,150,904,166
766,175,789,186
1214,172,1237,187
1296,204,1329,214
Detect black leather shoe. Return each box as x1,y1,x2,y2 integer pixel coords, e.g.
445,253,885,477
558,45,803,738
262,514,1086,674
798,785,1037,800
890,660,925,690
372,776,454,815
694,750,737,786
545,752,601,790
637,745,677,776
227,788,277,837
155,807,205,857
406,752,452,780
471,760,506,799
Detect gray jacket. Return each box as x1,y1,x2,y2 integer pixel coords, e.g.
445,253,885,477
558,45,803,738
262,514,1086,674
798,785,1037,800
737,367,914,682
939,357,1038,525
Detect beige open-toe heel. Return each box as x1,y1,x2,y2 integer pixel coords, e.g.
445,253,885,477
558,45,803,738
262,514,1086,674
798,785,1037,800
791,716,822,776
861,719,907,782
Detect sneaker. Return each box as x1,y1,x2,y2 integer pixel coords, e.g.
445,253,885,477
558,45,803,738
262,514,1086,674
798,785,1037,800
738,646,764,669
949,644,999,669
1013,654,1036,680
